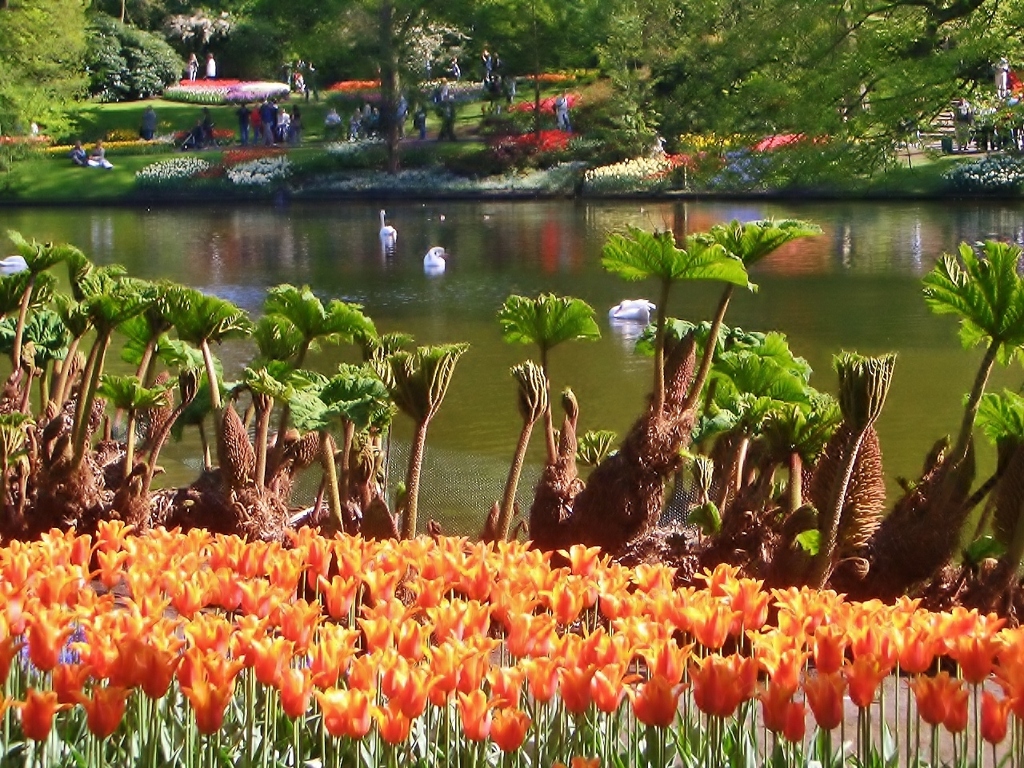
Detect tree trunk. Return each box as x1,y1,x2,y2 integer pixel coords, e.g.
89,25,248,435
380,0,401,174
498,420,535,540
402,419,430,539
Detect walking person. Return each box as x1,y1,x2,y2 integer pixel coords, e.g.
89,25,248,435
205,53,217,80
236,102,250,146
554,93,571,132
187,53,199,81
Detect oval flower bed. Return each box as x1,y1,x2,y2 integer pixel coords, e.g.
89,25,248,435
163,79,291,105
0,525,1021,767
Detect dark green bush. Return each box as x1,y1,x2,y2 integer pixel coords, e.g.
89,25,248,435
87,15,183,102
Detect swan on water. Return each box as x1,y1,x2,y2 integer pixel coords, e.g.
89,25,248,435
608,299,656,323
424,247,447,274
379,210,397,249
0,255,28,276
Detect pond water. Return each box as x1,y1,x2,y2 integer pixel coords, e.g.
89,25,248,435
5,199,1024,532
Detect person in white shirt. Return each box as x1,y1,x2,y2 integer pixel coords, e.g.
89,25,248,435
205,53,217,80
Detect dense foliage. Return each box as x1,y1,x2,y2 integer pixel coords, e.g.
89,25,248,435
87,15,184,103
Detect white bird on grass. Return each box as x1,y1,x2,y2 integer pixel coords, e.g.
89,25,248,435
424,247,447,275
379,209,397,250
0,255,28,276
608,299,656,324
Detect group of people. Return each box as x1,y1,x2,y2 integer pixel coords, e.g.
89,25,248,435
186,53,217,81
69,140,113,169
242,100,303,146
287,60,319,102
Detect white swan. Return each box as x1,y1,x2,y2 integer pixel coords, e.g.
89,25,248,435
423,246,447,275
379,209,397,249
0,255,28,276
608,299,656,324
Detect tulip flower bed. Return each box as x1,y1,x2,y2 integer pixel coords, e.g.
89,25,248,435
1,525,1022,767
163,80,291,105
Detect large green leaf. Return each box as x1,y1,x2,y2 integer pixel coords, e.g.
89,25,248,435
602,227,750,288
976,389,1024,444
97,374,170,412
497,294,600,355
707,219,822,268
0,271,55,318
6,231,75,275
253,315,305,364
166,286,252,345
83,278,159,333
264,284,376,353
0,310,69,367
923,241,1024,364
382,343,470,424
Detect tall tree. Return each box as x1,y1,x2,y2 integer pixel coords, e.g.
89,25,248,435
0,0,88,137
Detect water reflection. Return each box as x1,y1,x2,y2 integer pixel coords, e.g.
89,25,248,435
9,199,1024,521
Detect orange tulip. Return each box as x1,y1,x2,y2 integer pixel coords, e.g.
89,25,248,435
19,689,66,741
505,612,557,659
278,667,314,720
727,577,771,630
782,699,806,744
170,577,208,618
457,689,493,742
896,623,941,675
182,673,236,735
522,656,561,704
346,653,379,693
77,685,130,740
543,578,588,626
392,664,433,720
685,601,740,651
185,614,234,656
637,638,691,686
559,544,605,578
274,599,321,653
52,662,90,705
362,565,403,603
950,635,999,685
559,665,595,715
316,688,374,739
812,624,847,675
308,626,360,688
694,563,741,597
943,683,970,734
760,681,794,734
627,676,683,727
374,700,412,745
688,655,745,720
396,619,430,662
591,663,636,714
981,691,1011,745
910,672,963,728
491,707,531,752
803,672,846,731
358,616,395,653
0,636,20,683
318,575,359,621
487,665,525,710
247,636,294,688
26,607,70,672
844,655,888,709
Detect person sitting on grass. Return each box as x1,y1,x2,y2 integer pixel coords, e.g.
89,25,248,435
70,140,88,167
87,140,114,169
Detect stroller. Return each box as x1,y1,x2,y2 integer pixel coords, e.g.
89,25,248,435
181,123,206,150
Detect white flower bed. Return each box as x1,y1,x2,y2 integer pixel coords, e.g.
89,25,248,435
583,156,676,193
135,157,211,185
324,139,386,155
944,154,1024,193
163,80,290,105
299,163,584,195
226,156,292,186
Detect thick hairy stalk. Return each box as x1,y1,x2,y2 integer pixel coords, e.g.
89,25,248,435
788,452,803,515
402,420,429,539
10,276,34,372
320,431,343,534
50,334,83,409
253,395,273,491
953,339,999,466
201,340,221,412
810,353,896,587
72,331,112,470
682,286,734,413
497,361,547,541
123,409,138,479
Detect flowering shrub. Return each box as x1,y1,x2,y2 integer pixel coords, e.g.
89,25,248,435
324,139,386,156
0,525,1020,768
225,156,292,186
490,130,571,166
944,154,1024,193
163,79,290,105
422,80,484,103
533,72,577,84
135,157,212,186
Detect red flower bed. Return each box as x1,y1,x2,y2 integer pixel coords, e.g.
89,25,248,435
221,147,287,166
508,94,580,114
327,80,381,93
491,130,571,154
